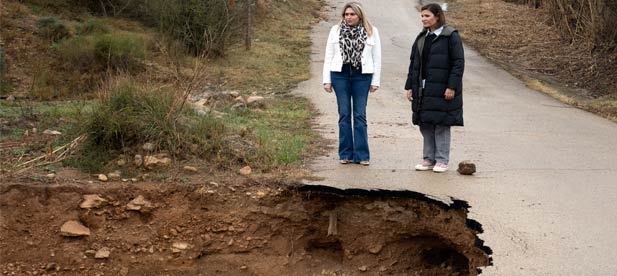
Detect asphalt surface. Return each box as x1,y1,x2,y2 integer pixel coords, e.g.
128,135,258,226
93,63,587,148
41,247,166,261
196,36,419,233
294,0,617,275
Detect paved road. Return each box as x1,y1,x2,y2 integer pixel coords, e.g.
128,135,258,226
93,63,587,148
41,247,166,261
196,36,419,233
294,0,617,275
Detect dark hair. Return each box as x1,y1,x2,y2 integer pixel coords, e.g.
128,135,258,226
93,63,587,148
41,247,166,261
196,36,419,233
421,3,446,28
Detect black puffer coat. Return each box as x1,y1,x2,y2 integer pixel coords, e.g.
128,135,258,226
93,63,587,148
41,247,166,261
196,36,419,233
405,25,465,126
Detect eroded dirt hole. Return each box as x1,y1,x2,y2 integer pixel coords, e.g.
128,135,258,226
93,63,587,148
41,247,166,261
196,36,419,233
0,182,492,276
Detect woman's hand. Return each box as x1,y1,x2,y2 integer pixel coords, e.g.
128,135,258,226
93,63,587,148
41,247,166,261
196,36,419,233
407,90,413,102
370,85,379,93
324,83,332,93
444,88,455,100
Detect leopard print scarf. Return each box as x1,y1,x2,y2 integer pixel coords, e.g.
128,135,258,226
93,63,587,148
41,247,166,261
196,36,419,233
339,21,367,68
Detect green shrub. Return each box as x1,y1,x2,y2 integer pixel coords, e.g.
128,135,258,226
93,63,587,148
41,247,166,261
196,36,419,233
94,33,147,72
37,16,70,42
76,80,226,172
153,0,243,56
77,18,110,35
54,36,99,72
46,36,104,96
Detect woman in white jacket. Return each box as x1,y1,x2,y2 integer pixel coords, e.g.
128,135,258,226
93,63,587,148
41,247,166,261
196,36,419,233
323,2,381,166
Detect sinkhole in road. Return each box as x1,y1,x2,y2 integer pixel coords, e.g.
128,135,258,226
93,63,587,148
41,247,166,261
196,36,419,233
271,185,494,276
0,182,493,276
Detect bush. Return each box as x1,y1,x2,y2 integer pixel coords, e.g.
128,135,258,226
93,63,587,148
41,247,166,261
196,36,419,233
37,16,70,42
94,33,147,72
153,0,243,56
86,82,149,150
50,36,105,96
537,0,616,50
29,0,246,57
77,18,110,35
77,79,226,171
54,36,99,72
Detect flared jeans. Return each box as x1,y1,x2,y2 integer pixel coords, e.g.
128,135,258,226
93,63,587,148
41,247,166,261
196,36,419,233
330,64,372,162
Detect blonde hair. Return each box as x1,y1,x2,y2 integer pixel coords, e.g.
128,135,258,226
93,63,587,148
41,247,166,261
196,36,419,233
340,2,374,37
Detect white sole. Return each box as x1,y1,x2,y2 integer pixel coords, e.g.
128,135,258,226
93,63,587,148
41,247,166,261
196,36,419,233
415,164,434,171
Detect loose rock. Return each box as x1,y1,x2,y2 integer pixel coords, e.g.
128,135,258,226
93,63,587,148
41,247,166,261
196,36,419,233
60,220,91,237
94,247,111,259
143,155,172,170
368,243,383,254
126,195,154,213
98,174,108,182
239,166,252,176
107,171,121,181
457,160,477,175
172,241,189,250
80,194,108,209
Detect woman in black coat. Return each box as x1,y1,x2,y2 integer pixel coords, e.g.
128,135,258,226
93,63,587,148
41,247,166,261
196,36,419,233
404,3,465,173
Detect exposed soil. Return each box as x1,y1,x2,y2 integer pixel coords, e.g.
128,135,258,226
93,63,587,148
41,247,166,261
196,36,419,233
0,169,491,276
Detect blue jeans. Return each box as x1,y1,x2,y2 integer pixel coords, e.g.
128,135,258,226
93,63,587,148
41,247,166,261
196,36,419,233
331,64,372,162
419,124,451,164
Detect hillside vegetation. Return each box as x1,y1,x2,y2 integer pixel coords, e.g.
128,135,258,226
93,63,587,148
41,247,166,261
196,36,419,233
0,0,326,177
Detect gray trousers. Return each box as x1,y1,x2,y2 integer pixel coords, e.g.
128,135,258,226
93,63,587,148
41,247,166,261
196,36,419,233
419,124,451,164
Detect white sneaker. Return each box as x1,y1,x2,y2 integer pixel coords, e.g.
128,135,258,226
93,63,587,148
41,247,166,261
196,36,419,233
432,163,448,173
415,161,435,171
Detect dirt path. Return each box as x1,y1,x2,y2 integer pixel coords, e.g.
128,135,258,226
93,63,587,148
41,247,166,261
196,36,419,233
296,0,617,275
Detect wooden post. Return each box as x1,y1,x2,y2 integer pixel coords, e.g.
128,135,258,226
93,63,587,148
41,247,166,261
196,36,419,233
246,0,252,50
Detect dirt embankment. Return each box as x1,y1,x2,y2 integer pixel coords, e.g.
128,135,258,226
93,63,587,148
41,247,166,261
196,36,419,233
0,176,491,276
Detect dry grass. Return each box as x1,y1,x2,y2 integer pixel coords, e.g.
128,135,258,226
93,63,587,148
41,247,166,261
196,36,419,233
447,0,617,122
544,0,617,48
